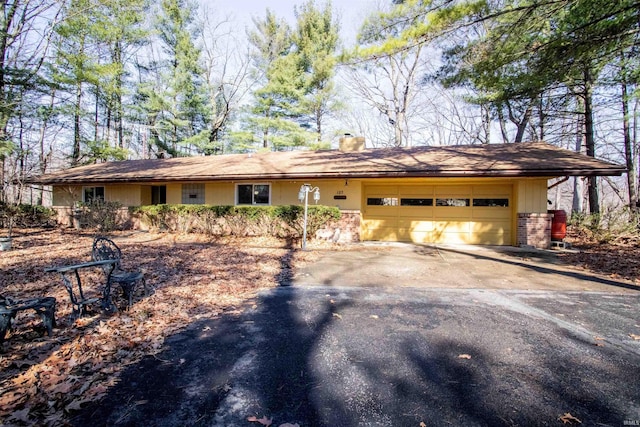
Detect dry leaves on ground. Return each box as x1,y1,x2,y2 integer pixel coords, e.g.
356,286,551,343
0,229,319,426
562,229,640,284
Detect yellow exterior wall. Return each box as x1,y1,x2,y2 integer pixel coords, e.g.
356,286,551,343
166,183,182,204
206,183,234,205
516,179,549,213
52,186,81,207
105,185,142,206
140,186,152,206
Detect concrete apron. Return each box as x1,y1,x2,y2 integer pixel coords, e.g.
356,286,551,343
293,242,639,293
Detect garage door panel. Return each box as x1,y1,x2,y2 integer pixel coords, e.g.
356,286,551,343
407,230,435,243
468,231,510,245
433,232,472,244
471,220,510,233
434,207,471,218
434,221,471,233
472,208,510,220
398,206,434,217
399,219,434,232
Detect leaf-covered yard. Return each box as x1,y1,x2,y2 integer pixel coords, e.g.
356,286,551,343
0,229,316,426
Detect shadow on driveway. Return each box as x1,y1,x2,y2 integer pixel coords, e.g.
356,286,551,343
71,283,640,426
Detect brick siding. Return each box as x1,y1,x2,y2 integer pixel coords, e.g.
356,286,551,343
517,213,552,249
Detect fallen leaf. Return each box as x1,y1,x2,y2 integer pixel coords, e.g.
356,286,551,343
458,354,472,359
558,412,582,424
370,315,379,319
51,381,75,395
65,398,93,412
247,415,273,426
630,334,640,340
332,313,342,319
8,408,31,423
420,422,427,427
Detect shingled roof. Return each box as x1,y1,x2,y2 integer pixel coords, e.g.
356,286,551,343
31,142,625,185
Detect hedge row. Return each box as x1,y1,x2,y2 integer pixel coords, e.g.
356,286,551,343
0,203,57,228
131,204,341,238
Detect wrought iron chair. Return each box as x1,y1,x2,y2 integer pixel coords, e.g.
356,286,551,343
92,236,148,309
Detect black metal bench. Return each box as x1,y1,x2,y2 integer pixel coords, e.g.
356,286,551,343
0,296,56,344
92,237,148,309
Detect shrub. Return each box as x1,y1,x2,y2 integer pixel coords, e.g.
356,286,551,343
569,207,640,244
0,202,56,228
132,204,341,240
76,200,125,232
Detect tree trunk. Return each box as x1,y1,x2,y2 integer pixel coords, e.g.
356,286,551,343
72,81,82,166
583,67,599,215
514,106,532,143
114,41,124,149
572,110,585,214
622,75,637,209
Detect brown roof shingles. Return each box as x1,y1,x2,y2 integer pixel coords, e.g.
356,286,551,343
31,142,625,185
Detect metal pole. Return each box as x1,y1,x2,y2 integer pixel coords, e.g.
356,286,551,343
302,187,309,250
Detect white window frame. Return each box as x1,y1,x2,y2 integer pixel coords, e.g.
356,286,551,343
235,183,271,206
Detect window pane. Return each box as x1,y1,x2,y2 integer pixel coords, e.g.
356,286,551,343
401,198,433,206
95,187,105,200
253,185,270,204
152,186,166,205
181,184,205,204
84,187,105,204
367,197,398,206
436,198,470,207
473,198,509,207
237,185,253,204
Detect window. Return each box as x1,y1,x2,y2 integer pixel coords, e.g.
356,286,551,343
83,186,105,204
473,198,509,207
367,197,398,206
151,186,167,205
181,184,205,204
237,184,270,205
401,198,433,206
436,198,470,207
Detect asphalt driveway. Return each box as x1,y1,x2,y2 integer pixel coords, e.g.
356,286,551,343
72,245,640,427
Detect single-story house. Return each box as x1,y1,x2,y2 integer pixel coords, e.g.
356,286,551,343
31,138,625,248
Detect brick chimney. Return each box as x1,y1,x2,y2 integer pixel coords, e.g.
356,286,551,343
339,134,365,152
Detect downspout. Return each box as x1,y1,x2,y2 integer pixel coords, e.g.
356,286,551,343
548,176,570,190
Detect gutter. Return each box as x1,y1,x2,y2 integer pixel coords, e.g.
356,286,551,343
547,176,571,190
29,167,627,186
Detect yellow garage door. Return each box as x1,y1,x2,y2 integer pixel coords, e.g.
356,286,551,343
362,184,512,245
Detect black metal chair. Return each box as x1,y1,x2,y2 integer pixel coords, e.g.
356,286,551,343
92,237,148,309
1,296,56,343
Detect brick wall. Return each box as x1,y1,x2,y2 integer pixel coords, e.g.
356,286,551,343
316,210,361,243
517,213,552,249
